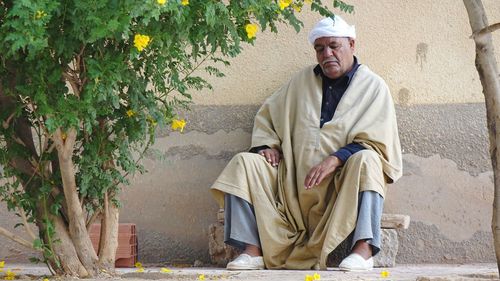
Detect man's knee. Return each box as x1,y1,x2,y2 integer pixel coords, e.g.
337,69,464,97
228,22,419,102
344,150,385,187
232,152,262,163
347,149,380,164
345,150,382,168
229,152,267,168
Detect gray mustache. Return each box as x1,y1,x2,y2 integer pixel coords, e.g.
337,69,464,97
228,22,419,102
322,58,339,66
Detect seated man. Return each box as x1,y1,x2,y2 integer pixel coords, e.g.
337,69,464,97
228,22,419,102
210,15,402,272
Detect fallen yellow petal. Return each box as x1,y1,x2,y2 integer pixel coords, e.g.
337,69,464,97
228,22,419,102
381,270,390,278
198,274,205,280
136,268,145,273
313,272,321,280
5,270,15,280
305,274,313,281
0,261,4,268
160,267,172,273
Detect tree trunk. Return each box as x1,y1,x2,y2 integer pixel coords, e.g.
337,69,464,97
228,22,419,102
36,211,89,277
463,0,500,272
53,128,99,276
98,192,120,271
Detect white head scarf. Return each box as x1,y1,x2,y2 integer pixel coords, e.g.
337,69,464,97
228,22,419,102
308,15,356,44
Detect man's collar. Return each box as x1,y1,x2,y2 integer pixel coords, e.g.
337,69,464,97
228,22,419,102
314,56,359,83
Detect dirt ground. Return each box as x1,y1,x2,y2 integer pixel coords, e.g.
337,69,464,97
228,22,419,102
2,263,499,281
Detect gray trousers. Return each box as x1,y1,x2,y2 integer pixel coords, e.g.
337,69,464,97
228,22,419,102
224,190,384,255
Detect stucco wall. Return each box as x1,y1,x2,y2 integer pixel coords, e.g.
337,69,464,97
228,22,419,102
1,0,499,266
193,0,500,106
115,103,495,265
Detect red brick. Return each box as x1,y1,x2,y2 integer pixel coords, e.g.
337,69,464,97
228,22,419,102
88,223,137,267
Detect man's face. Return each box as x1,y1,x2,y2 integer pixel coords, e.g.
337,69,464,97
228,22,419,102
314,37,355,79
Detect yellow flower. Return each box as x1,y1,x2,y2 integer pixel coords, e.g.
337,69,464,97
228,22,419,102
157,0,167,4
381,270,390,278
171,118,186,132
181,0,189,6
305,275,313,281
313,273,320,280
245,23,258,39
43,278,49,281
35,10,47,19
278,0,292,10
0,261,4,268
126,109,136,117
5,270,15,280
292,3,301,12
134,262,143,268
160,268,172,273
198,274,205,281
304,0,312,4
136,268,145,273
147,116,157,127
133,34,151,52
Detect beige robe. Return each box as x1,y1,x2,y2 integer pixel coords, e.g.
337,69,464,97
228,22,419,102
211,64,402,269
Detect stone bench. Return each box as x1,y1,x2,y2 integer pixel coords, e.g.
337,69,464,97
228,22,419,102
208,209,410,268
373,213,411,267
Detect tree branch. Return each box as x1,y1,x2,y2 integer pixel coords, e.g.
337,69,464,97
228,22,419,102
62,71,81,98
86,210,101,230
471,22,500,39
2,112,16,129
17,206,37,241
0,226,40,251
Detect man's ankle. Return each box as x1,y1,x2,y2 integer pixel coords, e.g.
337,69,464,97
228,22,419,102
244,244,262,257
351,240,372,260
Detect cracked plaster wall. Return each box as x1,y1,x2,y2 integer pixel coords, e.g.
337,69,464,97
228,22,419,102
119,103,495,265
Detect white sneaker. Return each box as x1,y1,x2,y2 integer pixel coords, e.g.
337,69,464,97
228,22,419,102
226,254,265,270
338,253,373,271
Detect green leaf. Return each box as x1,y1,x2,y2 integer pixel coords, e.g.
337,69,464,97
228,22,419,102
333,0,354,13
29,257,41,264
33,239,43,250
205,3,216,28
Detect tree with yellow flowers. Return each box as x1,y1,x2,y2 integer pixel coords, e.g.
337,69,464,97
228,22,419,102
0,0,352,277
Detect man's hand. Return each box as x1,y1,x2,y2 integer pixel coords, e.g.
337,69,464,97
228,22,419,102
258,148,282,167
304,155,343,189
